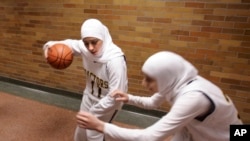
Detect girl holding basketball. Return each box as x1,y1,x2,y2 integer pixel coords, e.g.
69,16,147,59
76,51,242,141
43,19,127,141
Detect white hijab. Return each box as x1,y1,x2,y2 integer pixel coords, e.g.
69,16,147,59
80,19,124,63
142,51,198,102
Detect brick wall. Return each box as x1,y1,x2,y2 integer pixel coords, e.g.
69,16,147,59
0,0,249,123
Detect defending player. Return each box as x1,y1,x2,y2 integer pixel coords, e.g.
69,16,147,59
43,19,128,141
76,51,242,141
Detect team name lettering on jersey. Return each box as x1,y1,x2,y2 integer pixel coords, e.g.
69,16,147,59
84,69,108,88
83,68,109,98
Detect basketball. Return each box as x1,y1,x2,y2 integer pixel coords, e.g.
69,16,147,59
47,43,73,69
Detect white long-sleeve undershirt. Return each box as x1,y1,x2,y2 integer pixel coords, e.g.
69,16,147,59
127,93,165,109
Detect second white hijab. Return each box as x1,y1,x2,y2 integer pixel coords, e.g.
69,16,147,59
142,51,198,102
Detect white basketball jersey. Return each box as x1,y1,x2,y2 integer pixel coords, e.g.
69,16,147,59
179,76,242,141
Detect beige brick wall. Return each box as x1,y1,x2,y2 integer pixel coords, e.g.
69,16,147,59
0,0,249,123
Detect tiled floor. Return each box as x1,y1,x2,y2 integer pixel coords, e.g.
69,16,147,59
0,81,171,141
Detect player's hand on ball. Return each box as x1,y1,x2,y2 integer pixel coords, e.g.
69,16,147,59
43,41,57,59
44,48,48,59
111,90,129,103
76,111,105,132
43,41,54,59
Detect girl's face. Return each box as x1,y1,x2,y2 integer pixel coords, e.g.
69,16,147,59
142,73,158,93
83,37,103,55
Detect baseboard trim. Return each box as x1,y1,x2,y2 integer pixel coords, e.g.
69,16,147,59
0,75,82,99
0,76,166,118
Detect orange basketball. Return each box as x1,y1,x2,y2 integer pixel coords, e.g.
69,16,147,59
47,43,73,69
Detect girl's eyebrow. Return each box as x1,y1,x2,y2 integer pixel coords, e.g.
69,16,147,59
82,38,99,42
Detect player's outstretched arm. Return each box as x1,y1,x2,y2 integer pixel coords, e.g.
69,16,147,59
111,90,129,103
112,90,165,110
76,92,211,141
76,110,165,141
76,111,105,132
43,39,83,57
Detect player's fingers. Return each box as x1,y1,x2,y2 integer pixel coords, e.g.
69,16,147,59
115,97,125,102
115,97,128,103
76,112,88,121
112,93,126,99
76,114,87,121
111,90,123,97
77,121,87,128
77,111,90,116
76,119,85,125
76,114,89,127
44,48,48,59
43,41,56,59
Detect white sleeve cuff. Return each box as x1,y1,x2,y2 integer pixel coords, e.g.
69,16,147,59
127,94,135,104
